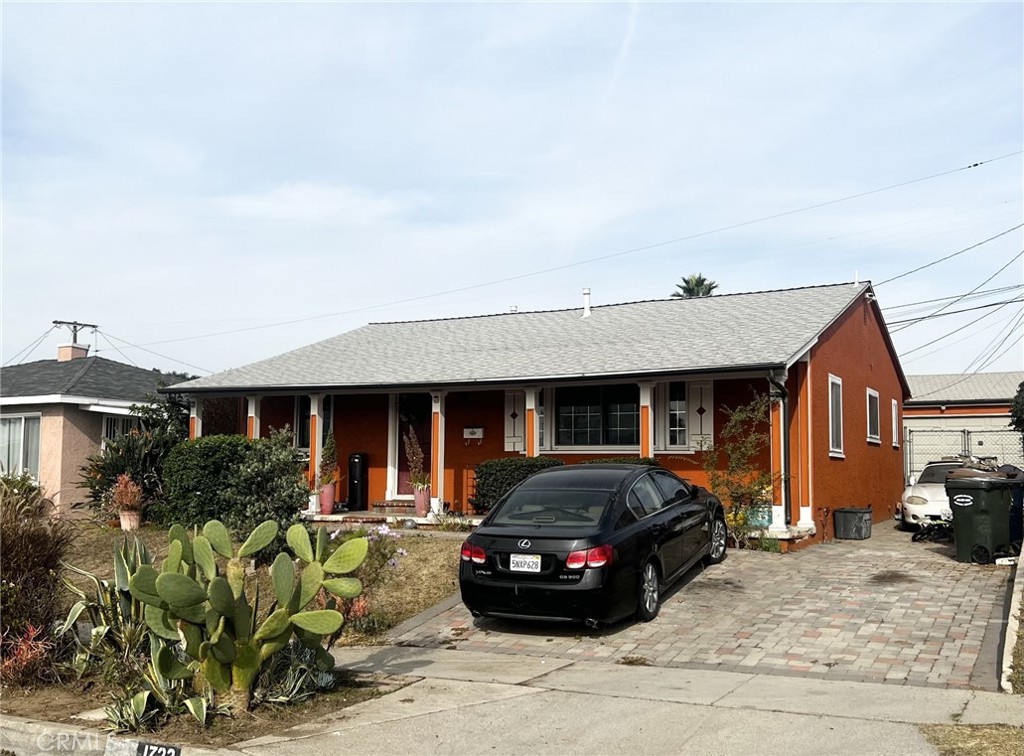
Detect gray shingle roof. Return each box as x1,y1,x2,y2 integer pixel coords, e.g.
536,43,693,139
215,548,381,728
172,283,878,392
0,357,174,402
906,372,1023,404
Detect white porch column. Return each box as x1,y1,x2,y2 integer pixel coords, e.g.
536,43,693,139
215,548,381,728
638,382,655,458
524,388,541,457
246,395,261,440
430,392,447,510
189,397,203,440
308,394,324,491
769,389,788,533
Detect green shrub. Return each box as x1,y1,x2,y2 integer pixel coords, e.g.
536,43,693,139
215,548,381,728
582,456,661,466
471,456,564,511
153,430,306,555
0,474,72,684
79,430,180,514
154,434,253,526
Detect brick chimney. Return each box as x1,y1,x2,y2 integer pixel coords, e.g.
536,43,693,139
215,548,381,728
57,343,90,361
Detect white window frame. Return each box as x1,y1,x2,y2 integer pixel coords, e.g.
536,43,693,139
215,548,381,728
891,399,899,448
0,413,42,478
665,381,689,449
828,374,844,457
866,388,881,444
101,414,139,450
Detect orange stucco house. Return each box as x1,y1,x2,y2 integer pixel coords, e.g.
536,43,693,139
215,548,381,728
169,282,911,544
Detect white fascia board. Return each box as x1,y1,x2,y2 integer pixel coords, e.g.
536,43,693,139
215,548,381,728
0,394,143,411
786,338,818,369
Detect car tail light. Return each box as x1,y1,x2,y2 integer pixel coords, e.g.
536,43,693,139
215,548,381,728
565,545,613,570
586,544,613,568
565,550,587,569
460,541,487,564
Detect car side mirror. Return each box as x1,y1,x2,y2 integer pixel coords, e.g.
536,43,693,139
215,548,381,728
908,476,916,486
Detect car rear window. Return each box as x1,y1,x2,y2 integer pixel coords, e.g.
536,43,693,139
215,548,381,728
489,488,613,526
917,464,960,484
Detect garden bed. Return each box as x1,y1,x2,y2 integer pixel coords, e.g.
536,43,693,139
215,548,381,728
3,519,462,747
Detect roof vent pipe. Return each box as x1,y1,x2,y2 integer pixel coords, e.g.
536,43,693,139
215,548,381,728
510,305,518,313
582,288,591,318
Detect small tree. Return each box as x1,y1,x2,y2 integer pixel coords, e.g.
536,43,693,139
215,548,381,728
671,273,718,298
700,392,776,547
1010,380,1024,456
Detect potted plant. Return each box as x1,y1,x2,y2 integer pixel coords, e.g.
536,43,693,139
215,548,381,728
404,428,430,517
111,473,144,532
319,431,338,515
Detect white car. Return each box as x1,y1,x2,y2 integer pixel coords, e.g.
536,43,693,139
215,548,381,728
896,460,962,530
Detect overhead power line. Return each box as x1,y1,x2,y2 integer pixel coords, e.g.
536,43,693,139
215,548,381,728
898,296,1022,357
886,296,1024,326
3,326,57,366
881,284,1023,312
889,249,1024,333
96,330,212,375
874,224,1023,287
119,151,1023,351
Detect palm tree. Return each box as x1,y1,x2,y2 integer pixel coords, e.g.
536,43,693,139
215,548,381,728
671,273,718,298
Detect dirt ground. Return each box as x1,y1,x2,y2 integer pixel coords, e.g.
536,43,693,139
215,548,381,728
0,673,393,748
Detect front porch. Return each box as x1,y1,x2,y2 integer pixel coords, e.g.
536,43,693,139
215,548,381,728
182,369,819,533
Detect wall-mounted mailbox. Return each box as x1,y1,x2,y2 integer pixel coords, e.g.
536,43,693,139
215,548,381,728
463,426,484,439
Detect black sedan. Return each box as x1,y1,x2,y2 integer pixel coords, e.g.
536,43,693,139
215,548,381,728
460,464,727,627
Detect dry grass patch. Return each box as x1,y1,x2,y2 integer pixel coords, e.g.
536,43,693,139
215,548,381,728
920,724,1024,756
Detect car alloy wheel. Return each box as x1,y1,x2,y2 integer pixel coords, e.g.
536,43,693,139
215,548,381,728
706,516,728,565
637,560,660,621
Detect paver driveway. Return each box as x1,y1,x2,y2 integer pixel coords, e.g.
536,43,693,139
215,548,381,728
394,525,1012,690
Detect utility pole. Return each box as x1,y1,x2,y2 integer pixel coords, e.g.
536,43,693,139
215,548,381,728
52,320,98,344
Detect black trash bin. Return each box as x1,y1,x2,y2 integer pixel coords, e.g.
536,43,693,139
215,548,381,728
997,465,1023,551
834,507,872,540
945,473,1015,563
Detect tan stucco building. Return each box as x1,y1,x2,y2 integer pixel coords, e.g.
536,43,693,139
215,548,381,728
0,343,173,513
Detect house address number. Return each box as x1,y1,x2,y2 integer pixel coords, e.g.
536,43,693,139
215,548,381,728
136,743,180,756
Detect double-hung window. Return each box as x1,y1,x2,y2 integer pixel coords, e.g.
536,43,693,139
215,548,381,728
667,382,688,447
555,385,639,446
0,415,41,477
866,388,880,444
828,375,844,456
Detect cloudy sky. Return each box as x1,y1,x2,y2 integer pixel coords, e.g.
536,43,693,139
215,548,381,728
3,1,1022,379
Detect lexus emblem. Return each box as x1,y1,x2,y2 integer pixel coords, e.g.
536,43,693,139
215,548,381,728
518,539,532,549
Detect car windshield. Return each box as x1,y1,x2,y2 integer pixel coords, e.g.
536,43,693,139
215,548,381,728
917,464,960,484
489,488,613,526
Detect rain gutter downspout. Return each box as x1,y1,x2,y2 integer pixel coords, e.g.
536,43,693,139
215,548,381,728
768,369,791,526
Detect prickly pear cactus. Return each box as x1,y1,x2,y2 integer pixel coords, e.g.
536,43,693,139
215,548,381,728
131,519,368,712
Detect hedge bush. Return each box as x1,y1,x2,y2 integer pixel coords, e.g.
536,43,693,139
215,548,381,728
154,430,306,555
471,456,564,511
0,473,72,684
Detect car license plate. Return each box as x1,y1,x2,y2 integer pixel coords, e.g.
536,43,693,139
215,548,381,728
510,553,541,573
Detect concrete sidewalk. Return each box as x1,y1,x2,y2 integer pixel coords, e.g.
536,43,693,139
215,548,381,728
225,646,1023,756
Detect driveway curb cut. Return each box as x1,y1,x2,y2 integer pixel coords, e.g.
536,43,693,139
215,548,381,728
1000,559,1023,693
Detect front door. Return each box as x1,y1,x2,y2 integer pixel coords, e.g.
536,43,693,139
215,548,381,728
396,393,431,496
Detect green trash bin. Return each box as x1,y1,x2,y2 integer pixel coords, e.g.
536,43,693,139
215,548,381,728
944,475,1015,563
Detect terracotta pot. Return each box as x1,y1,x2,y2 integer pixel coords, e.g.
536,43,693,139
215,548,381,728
413,488,431,518
319,483,336,515
119,510,141,532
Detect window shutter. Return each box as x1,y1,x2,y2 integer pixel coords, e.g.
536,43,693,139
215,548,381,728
687,381,713,447
504,390,525,452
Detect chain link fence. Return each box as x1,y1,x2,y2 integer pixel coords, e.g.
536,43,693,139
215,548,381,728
905,428,1024,479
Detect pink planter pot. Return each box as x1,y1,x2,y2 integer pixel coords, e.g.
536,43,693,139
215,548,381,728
320,483,336,515
414,488,431,518
119,511,141,532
